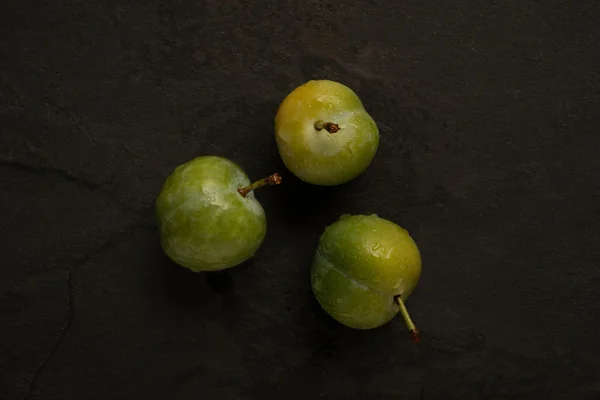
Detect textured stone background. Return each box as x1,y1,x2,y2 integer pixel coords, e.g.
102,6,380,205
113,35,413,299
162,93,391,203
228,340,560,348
1,1,599,399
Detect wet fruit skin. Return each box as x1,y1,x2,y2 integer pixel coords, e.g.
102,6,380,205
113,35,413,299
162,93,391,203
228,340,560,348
155,156,267,272
310,214,422,329
275,80,379,186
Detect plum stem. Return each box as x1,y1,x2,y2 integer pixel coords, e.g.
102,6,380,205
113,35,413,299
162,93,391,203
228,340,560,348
238,173,282,197
314,120,340,133
395,295,420,343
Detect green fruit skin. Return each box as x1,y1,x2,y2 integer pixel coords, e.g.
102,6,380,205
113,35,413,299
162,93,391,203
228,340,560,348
310,214,422,329
275,80,379,186
155,156,266,272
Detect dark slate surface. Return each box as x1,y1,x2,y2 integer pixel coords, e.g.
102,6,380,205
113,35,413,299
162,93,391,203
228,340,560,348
1,1,599,399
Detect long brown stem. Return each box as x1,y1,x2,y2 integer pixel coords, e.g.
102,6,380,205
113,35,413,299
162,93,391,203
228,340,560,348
395,295,420,343
314,120,340,133
238,173,282,197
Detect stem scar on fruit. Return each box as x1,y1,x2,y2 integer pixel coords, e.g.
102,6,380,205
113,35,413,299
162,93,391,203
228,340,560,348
275,80,379,185
238,173,282,198
395,294,420,343
314,120,340,133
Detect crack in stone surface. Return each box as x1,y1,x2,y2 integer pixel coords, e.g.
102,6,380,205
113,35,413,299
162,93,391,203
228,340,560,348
56,218,156,269
0,158,114,191
22,269,75,400
0,158,151,215
21,219,155,398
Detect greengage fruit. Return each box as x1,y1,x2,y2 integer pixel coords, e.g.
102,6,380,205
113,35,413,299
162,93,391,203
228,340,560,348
155,156,281,272
275,80,379,186
310,214,422,342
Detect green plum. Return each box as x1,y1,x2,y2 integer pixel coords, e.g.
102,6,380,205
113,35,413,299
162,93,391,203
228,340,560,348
274,80,379,186
310,214,422,342
155,156,281,272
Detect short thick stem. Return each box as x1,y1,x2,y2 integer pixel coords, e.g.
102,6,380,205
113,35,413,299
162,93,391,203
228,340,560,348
395,295,420,343
238,173,282,197
314,120,340,133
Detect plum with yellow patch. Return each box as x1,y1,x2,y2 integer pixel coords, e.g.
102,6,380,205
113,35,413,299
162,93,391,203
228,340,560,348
275,80,379,186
